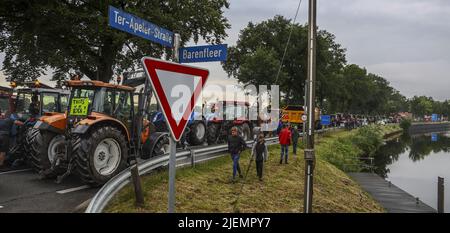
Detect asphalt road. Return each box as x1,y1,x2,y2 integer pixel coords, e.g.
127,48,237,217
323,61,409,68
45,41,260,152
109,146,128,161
0,143,209,213
0,168,99,213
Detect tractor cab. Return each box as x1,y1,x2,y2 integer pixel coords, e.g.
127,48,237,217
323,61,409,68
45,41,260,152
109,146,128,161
66,80,135,130
0,86,14,118
206,101,250,123
15,88,70,121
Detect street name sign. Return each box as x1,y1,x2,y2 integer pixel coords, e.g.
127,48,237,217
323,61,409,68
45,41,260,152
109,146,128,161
179,44,227,63
321,115,331,126
141,57,209,141
108,6,174,47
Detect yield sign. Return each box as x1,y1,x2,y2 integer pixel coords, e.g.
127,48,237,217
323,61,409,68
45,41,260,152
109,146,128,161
141,57,209,141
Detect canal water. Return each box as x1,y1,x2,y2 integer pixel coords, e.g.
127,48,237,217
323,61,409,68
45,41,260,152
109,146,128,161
374,131,450,212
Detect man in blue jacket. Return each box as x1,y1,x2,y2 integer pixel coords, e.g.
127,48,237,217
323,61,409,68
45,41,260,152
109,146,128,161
228,127,247,182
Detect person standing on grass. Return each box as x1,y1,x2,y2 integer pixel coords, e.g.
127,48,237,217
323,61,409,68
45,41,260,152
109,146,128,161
228,127,247,182
278,124,291,164
251,133,268,181
291,125,300,155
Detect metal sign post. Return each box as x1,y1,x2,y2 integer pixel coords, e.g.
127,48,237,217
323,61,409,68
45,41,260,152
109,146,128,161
304,0,317,213
168,33,181,213
168,136,177,213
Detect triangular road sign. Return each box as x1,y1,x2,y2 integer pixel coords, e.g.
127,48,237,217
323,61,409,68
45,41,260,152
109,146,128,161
141,57,209,141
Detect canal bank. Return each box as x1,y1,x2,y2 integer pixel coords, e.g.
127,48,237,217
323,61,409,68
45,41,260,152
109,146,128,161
348,173,436,213
409,122,450,135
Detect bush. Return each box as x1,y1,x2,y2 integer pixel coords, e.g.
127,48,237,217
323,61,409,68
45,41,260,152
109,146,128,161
351,125,383,158
320,137,363,172
400,119,412,131
320,126,386,172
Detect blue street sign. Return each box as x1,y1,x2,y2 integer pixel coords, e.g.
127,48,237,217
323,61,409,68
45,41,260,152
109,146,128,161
432,133,438,142
432,114,439,122
321,115,331,126
108,6,174,48
179,44,227,63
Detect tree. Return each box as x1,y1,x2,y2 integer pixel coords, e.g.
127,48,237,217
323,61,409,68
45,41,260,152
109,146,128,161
0,0,230,82
410,96,433,117
222,15,346,105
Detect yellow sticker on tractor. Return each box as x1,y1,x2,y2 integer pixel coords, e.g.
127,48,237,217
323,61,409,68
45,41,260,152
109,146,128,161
70,98,89,116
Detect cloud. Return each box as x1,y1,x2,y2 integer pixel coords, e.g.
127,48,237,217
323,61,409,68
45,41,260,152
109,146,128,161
367,60,450,101
2,0,450,101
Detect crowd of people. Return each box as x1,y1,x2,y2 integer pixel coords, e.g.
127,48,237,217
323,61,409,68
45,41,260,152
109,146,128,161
225,113,401,182
330,114,402,129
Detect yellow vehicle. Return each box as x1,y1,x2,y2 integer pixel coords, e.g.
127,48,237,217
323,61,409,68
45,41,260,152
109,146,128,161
281,105,321,128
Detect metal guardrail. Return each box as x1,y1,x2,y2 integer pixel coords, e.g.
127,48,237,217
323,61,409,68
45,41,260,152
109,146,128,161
85,127,337,213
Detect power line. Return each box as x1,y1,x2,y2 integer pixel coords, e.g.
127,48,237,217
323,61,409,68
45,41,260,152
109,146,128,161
274,0,303,84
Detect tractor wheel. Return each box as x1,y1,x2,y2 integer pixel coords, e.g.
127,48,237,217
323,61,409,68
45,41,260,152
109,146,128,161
152,135,170,157
73,126,128,186
7,126,31,165
28,130,67,177
24,127,36,162
240,123,252,141
206,123,220,145
187,121,206,146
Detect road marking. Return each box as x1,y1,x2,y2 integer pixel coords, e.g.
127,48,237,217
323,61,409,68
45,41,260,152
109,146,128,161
0,205,3,209
0,168,32,175
56,185,91,194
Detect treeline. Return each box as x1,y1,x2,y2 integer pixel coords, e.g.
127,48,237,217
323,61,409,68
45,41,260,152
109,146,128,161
222,15,445,116
408,96,450,118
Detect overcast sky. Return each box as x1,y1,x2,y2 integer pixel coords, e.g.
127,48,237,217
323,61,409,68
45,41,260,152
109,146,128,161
1,0,450,100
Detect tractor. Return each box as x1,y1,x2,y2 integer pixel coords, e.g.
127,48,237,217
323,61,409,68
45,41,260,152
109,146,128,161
205,101,255,144
150,108,207,147
28,74,170,185
7,81,69,164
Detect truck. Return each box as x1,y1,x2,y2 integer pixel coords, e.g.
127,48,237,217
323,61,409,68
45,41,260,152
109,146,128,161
280,105,322,129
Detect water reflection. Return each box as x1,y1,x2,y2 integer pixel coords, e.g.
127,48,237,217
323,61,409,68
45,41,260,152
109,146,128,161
373,131,450,211
374,132,450,178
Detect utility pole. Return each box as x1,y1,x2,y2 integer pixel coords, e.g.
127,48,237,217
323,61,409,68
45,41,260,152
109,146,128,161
304,0,316,213
168,33,181,213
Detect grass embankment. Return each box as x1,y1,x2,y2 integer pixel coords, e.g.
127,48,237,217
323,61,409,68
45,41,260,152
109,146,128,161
106,125,400,213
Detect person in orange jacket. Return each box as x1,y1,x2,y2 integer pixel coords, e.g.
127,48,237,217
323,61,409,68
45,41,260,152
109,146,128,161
278,123,292,164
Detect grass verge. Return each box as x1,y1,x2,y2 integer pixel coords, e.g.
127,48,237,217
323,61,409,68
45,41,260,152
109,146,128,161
105,125,400,213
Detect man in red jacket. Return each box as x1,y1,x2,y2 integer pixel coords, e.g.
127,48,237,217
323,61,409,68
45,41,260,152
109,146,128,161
278,123,292,164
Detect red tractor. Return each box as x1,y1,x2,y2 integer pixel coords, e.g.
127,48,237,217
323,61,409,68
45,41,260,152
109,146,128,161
0,86,14,118
205,101,255,144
